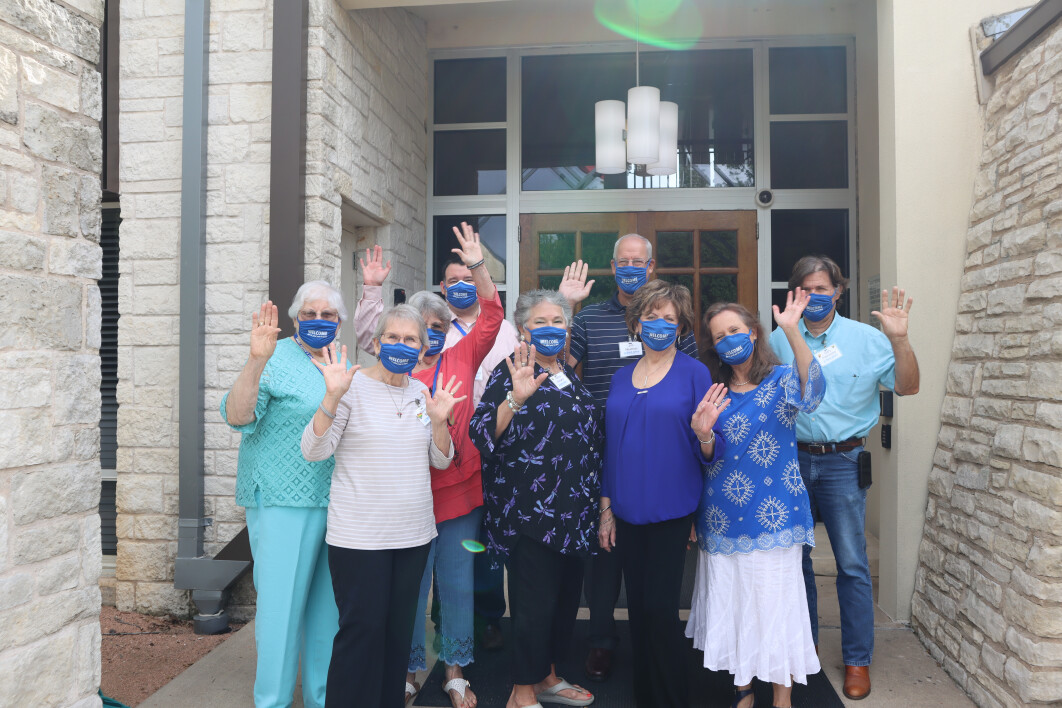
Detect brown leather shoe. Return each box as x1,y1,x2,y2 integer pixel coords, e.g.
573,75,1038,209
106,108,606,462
843,665,871,700
584,648,614,682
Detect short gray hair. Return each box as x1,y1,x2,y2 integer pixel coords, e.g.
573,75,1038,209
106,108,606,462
373,304,428,349
513,289,572,332
407,290,452,334
613,233,653,261
288,280,348,321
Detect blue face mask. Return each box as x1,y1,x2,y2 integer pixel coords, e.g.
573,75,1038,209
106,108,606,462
297,319,338,349
614,265,647,294
803,290,837,322
528,326,567,356
444,280,478,310
715,332,755,366
639,318,678,351
426,328,446,356
378,342,420,374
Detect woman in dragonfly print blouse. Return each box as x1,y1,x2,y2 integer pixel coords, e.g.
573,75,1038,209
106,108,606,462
469,289,601,708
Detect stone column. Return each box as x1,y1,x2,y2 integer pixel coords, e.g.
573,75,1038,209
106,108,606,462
0,1,105,706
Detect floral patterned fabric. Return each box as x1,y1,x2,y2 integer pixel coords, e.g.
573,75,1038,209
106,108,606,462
697,361,826,555
469,361,603,566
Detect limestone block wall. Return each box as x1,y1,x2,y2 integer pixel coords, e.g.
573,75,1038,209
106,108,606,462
0,1,104,706
117,0,429,618
115,0,274,617
305,1,428,289
911,19,1062,708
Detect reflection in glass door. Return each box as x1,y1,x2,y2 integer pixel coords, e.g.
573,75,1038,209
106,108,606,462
520,211,756,347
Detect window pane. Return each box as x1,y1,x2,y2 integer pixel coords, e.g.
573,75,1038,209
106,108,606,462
540,275,562,290
521,49,754,190
582,232,618,269
434,130,506,196
435,58,506,124
769,47,847,115
658,273,694,294
701,274,738,312
770,121,848,189
537,232,576,270
770,209,848,284
656,231,694,268
584,275,617,306
433,215,506,283
700,231,738,267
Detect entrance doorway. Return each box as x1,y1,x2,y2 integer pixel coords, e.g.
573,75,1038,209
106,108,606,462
519,211,757,345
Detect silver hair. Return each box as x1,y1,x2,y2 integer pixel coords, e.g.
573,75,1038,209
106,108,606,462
613,233,653,261
406,290,453,334
373,304,428,350
513,289,572,332
287,280,348,321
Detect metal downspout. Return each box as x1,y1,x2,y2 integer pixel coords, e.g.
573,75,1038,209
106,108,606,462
173,0,250,634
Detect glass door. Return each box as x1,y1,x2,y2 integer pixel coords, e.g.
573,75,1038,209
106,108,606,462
520,211,757,345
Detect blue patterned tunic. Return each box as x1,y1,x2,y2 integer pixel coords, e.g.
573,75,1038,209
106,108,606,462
697,361,825,555
469,361,603,565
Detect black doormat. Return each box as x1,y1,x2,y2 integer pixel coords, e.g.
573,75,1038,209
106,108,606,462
413,619,843,707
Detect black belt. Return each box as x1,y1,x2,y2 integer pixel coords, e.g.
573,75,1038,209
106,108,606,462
797,437,866,455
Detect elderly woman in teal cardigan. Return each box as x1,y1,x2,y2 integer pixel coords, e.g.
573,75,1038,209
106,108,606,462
221,281,351,708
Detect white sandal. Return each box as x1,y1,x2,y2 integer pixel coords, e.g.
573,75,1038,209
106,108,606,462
404,680,421,705
535,678,594,706
443,677,474,708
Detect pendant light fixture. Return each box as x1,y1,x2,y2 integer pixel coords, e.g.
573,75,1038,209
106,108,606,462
594,2,678,177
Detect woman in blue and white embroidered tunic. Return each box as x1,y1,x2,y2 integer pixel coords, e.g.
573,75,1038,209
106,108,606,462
686,294,825,708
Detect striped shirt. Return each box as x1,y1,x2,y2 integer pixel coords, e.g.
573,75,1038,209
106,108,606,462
570,293,700,408
301,373,453,550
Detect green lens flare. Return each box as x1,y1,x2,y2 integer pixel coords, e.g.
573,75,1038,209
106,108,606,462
461,539,486,553
594,0,703,50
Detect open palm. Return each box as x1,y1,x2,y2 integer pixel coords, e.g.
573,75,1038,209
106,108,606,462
451,221,485,267
505,342,548,405
426,375,467,425
359,245,392,286
773,287,810,331
559,260,594,305
249,301,282,361
690,383,730,439
872,287,913,340
314,343,358,399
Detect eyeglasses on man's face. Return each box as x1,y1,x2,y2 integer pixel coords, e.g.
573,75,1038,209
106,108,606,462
615,259,649,268
298,309,340,322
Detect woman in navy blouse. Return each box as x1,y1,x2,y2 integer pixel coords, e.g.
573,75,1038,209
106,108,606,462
686,294,823,708
469,289,600,708
599,279,726,708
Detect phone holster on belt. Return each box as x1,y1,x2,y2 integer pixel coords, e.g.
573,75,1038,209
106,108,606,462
857,450,872,489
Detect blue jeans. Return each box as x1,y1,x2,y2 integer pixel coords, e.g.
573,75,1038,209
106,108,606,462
409,507,484,671
246,493,337,708
799,447,874,667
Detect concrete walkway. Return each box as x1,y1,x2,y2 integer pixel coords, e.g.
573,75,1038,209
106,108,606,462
141,530,975,708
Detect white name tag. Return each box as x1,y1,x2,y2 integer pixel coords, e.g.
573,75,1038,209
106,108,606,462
415,400,430,426
618,341,643,358
815,344,843,366
550,371,572,389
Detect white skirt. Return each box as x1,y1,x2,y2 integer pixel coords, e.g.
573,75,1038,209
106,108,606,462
685,544,820,687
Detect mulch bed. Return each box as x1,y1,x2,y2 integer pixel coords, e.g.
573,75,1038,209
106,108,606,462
100,606,244,707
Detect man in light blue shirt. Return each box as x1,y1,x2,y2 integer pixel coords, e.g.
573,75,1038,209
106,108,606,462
769,255,919,702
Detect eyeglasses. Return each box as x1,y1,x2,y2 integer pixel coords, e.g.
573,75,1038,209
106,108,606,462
615,259,649,268
298,309,340,321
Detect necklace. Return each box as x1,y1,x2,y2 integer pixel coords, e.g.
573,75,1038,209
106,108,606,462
640,351,676,388
382,377,407,417
731,379,751,386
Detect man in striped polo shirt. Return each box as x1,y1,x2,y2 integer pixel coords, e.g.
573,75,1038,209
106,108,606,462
563,233,699,682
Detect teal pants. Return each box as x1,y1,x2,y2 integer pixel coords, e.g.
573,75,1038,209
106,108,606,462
246,496,337,708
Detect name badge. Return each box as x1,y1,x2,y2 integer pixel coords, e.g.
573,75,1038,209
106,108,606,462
415,399,431,426
476,369,485,381
815,344,843,366
619,340,643,358
550,371,572,389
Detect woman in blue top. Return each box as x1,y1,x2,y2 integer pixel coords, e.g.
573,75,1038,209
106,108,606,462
686,294,824,708
220,281,350,708
599,280,726,708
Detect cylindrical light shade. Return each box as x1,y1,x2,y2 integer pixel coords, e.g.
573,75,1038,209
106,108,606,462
646,101,679,176
626,85,660,164
595,100,627,174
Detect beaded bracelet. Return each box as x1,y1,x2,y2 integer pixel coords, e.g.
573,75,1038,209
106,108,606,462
698,431,715,445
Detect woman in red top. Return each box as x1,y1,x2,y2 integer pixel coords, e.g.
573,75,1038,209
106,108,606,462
353,223,501,708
